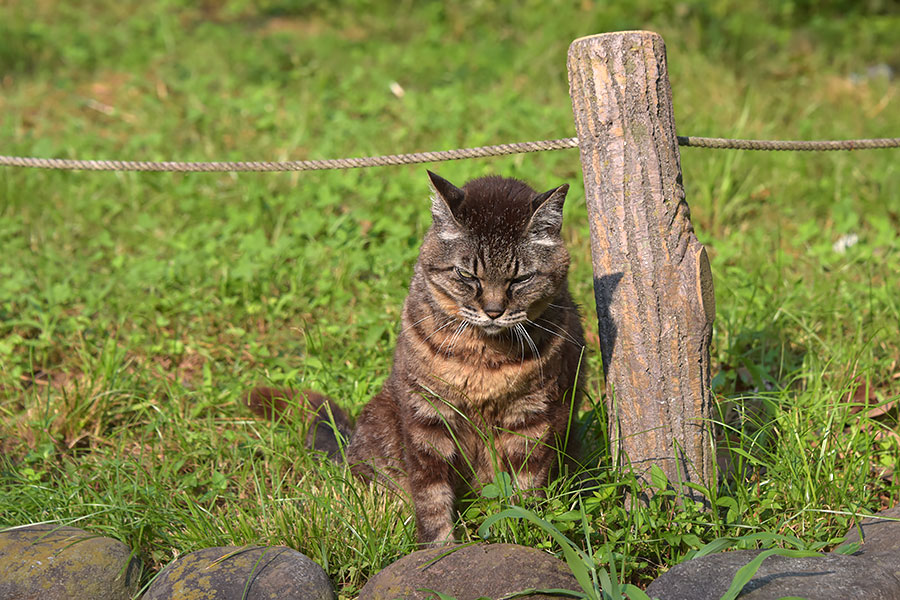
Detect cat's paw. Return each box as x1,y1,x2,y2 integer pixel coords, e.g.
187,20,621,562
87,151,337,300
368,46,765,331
418,524,457,549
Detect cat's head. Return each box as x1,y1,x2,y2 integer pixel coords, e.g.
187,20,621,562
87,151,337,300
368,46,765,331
420,171,570,336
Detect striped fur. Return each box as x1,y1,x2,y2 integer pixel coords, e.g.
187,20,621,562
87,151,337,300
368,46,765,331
249,172,586,546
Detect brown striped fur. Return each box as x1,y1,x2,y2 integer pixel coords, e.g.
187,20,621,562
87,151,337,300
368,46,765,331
245,387,353,460
248,172,586,546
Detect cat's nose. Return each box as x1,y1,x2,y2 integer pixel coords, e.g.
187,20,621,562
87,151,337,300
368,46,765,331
484,305,504,319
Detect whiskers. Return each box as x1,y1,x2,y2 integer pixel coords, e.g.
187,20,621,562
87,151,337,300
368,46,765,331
527,317,584,348
513,322,543,383
401,309,476,358
421,316,459,344
547,302,575,311
408,303,580,365
439,320,470,357
400,312,439,337
500,321,527,385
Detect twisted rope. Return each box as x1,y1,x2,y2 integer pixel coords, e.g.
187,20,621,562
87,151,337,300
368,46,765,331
0,136,897,172
0,138,578,173
677,136,900,151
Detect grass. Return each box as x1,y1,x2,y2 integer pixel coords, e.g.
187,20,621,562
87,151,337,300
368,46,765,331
1,0,899,598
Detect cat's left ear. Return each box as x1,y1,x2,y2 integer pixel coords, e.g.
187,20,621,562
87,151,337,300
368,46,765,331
527,184,569,245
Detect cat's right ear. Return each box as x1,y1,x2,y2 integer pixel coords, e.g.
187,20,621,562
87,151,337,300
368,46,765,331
527,184,569,246
427,171,465,240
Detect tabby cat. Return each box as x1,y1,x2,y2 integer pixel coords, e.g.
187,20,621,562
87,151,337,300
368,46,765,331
249,171,585,546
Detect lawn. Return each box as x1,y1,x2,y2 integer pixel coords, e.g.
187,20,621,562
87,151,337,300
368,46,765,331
1,1,898,597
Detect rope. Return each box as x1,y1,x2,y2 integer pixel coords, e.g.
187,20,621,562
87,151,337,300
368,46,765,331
0,138,578,173
0,136,897,173
677,136,900,151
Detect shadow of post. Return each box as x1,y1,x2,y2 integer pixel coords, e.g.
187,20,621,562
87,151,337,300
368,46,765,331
592,272,624,378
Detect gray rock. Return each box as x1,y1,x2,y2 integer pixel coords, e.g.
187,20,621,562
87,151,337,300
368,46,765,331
143,545,334,600
645,549,900,600
838,504,900,580
0,524,142,600
359,543,581,600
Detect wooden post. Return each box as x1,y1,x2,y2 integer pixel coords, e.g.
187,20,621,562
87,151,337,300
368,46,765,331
567,31,715,499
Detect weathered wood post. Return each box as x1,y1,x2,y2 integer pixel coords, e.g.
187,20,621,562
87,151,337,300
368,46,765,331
567,31,715,499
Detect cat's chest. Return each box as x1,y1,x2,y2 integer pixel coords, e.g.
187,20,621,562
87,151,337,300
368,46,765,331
408,335,544,406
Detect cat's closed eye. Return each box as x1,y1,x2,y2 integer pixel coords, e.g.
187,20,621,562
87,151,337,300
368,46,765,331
509,273,534,285
455,267,477,281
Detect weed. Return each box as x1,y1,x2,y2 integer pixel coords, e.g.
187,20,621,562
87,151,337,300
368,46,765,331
1,1,898,597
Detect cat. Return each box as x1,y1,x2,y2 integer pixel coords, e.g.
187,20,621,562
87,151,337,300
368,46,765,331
248,171,586,546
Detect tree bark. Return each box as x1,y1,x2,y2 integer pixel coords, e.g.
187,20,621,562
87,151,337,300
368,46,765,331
567,31,715,499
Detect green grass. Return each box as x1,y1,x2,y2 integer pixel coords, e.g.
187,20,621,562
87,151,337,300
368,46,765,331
1,1,899,598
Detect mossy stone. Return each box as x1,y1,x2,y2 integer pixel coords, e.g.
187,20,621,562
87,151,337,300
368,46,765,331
359,543,581,600
0,524,142,600
645,549,900,600
143,545,334,600
838,503,900,580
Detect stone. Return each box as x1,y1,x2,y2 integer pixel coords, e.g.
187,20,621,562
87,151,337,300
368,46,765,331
143,545,334,600
0,524,142,600
645,549,900,600
838,504,900,580
359,543,581,600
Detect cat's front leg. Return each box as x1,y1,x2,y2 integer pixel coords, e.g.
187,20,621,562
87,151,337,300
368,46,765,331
499,420,556,496
404,418,459,546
